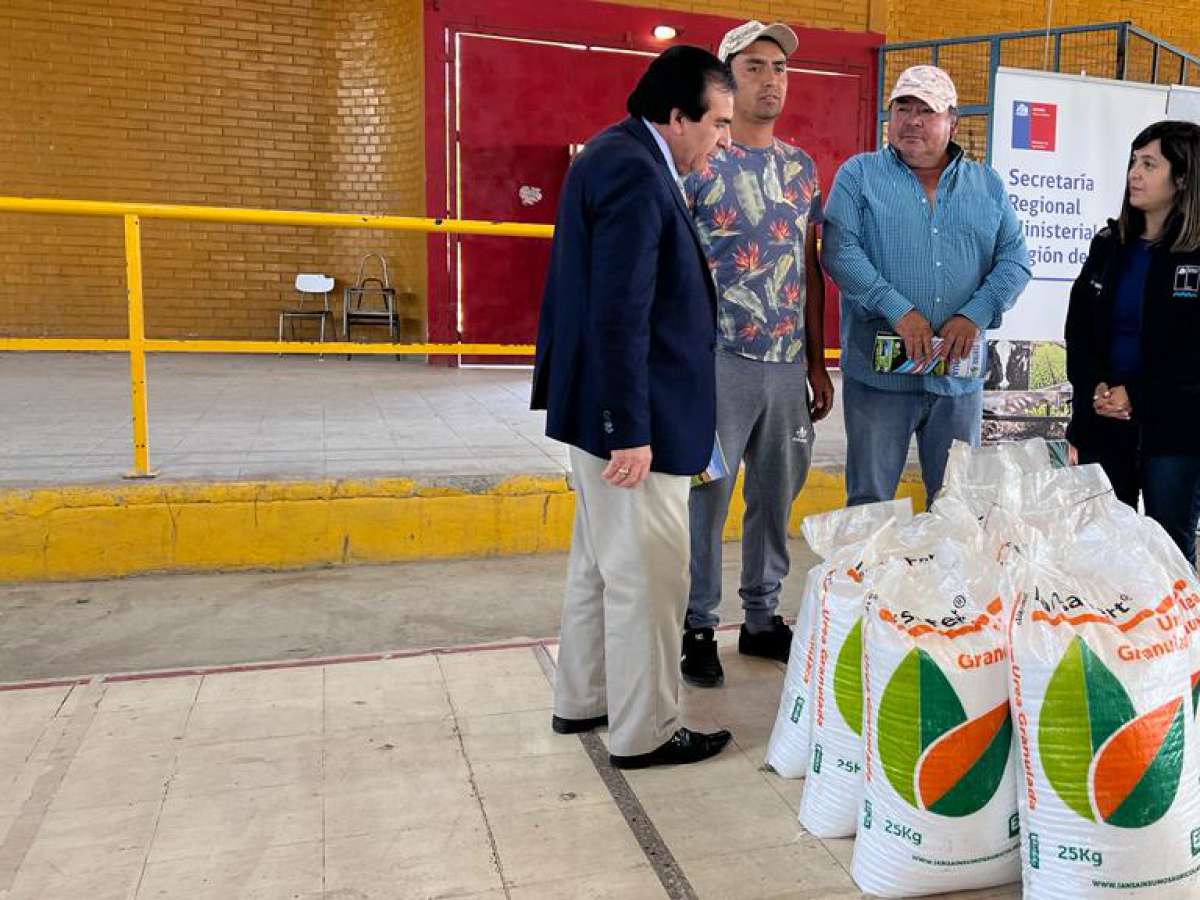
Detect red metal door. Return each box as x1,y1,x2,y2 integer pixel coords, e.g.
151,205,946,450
455,36,651,363
425,0,882,365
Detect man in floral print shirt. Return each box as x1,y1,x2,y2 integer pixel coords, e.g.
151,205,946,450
681,20,834,688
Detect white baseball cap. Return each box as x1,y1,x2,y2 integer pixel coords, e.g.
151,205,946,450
718,20,798,63
888,65,958,113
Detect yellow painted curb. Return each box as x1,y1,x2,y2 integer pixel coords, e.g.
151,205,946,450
0,469,925,583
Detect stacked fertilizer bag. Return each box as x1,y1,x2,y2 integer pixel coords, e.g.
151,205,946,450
765,499,913,779
763,563,827,779
786,439,1200,897
853,497,1022,897
987,463,1200,899
800,500,950,838
935,436,1054,520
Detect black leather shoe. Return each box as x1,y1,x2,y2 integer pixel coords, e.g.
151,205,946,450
681,627,724,687
738,615,793,663
609,727,733,769
551,714,608,735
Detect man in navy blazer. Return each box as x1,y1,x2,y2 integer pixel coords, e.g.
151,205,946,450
532,46,736,769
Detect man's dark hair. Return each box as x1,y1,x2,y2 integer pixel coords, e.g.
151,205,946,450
626,45,735,125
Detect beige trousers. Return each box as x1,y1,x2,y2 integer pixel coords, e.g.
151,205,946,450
554,447,691,757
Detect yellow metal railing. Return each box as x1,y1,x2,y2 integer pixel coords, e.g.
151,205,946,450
0,195,551,478
0,194,839,479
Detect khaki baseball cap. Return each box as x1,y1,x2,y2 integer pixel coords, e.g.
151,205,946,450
888,65,958,113
718,20,798,63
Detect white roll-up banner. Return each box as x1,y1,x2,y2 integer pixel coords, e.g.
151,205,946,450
983,68,1170,442
1167,84,1200,122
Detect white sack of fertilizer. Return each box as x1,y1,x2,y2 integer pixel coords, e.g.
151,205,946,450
799,500,961,838
853,511,1020,897
1003,474,1200,898
936,437,1053,519
765,499,913,779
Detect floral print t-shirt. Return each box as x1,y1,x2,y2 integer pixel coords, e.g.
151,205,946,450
685,139,823,363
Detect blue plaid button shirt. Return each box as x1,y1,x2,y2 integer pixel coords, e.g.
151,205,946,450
822,143,1031,396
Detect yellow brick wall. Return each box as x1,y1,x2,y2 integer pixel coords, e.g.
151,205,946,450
890,0,1199,51
882,3,1198,160
603,0,874,32
325,0,427,341
0,0,424,341
895,5,1199,106
2,0,1196,342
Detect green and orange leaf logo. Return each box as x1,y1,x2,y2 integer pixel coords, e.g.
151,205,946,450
1039,636,1185,828
834,618,863,736
878,648,1012,816
1191,670,1199,717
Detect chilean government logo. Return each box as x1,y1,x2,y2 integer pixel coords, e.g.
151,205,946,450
1012,101,1057,151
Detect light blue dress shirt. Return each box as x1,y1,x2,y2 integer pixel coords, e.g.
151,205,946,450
642,118,684,195
822,143,1031,396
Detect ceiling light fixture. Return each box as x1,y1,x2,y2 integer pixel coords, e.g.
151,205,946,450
652,25,677,41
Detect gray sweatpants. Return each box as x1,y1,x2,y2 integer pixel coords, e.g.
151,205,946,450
687,351,813,630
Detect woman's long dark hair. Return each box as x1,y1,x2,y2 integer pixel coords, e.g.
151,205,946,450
1118,119,1200,252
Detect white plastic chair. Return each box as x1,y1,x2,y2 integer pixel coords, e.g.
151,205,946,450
279,273,336,357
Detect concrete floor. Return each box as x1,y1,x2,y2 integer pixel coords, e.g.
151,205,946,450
0,634,1021,900
0,354,561,486
0,542,818,683
0,353,1027,898
0,545,1032,900
0,354,868,488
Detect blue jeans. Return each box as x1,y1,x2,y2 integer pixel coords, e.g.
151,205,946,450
843,376,982,509
1142,454,1200,568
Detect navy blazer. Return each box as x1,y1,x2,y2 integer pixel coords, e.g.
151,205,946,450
531,118,717,476
1065,222,1200,456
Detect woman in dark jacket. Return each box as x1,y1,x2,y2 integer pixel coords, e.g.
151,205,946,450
1065,119,1200,567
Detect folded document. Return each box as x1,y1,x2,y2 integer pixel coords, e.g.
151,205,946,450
872,331,985,378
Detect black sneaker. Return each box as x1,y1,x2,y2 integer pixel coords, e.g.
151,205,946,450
738,615,793,663
681,627,724,688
